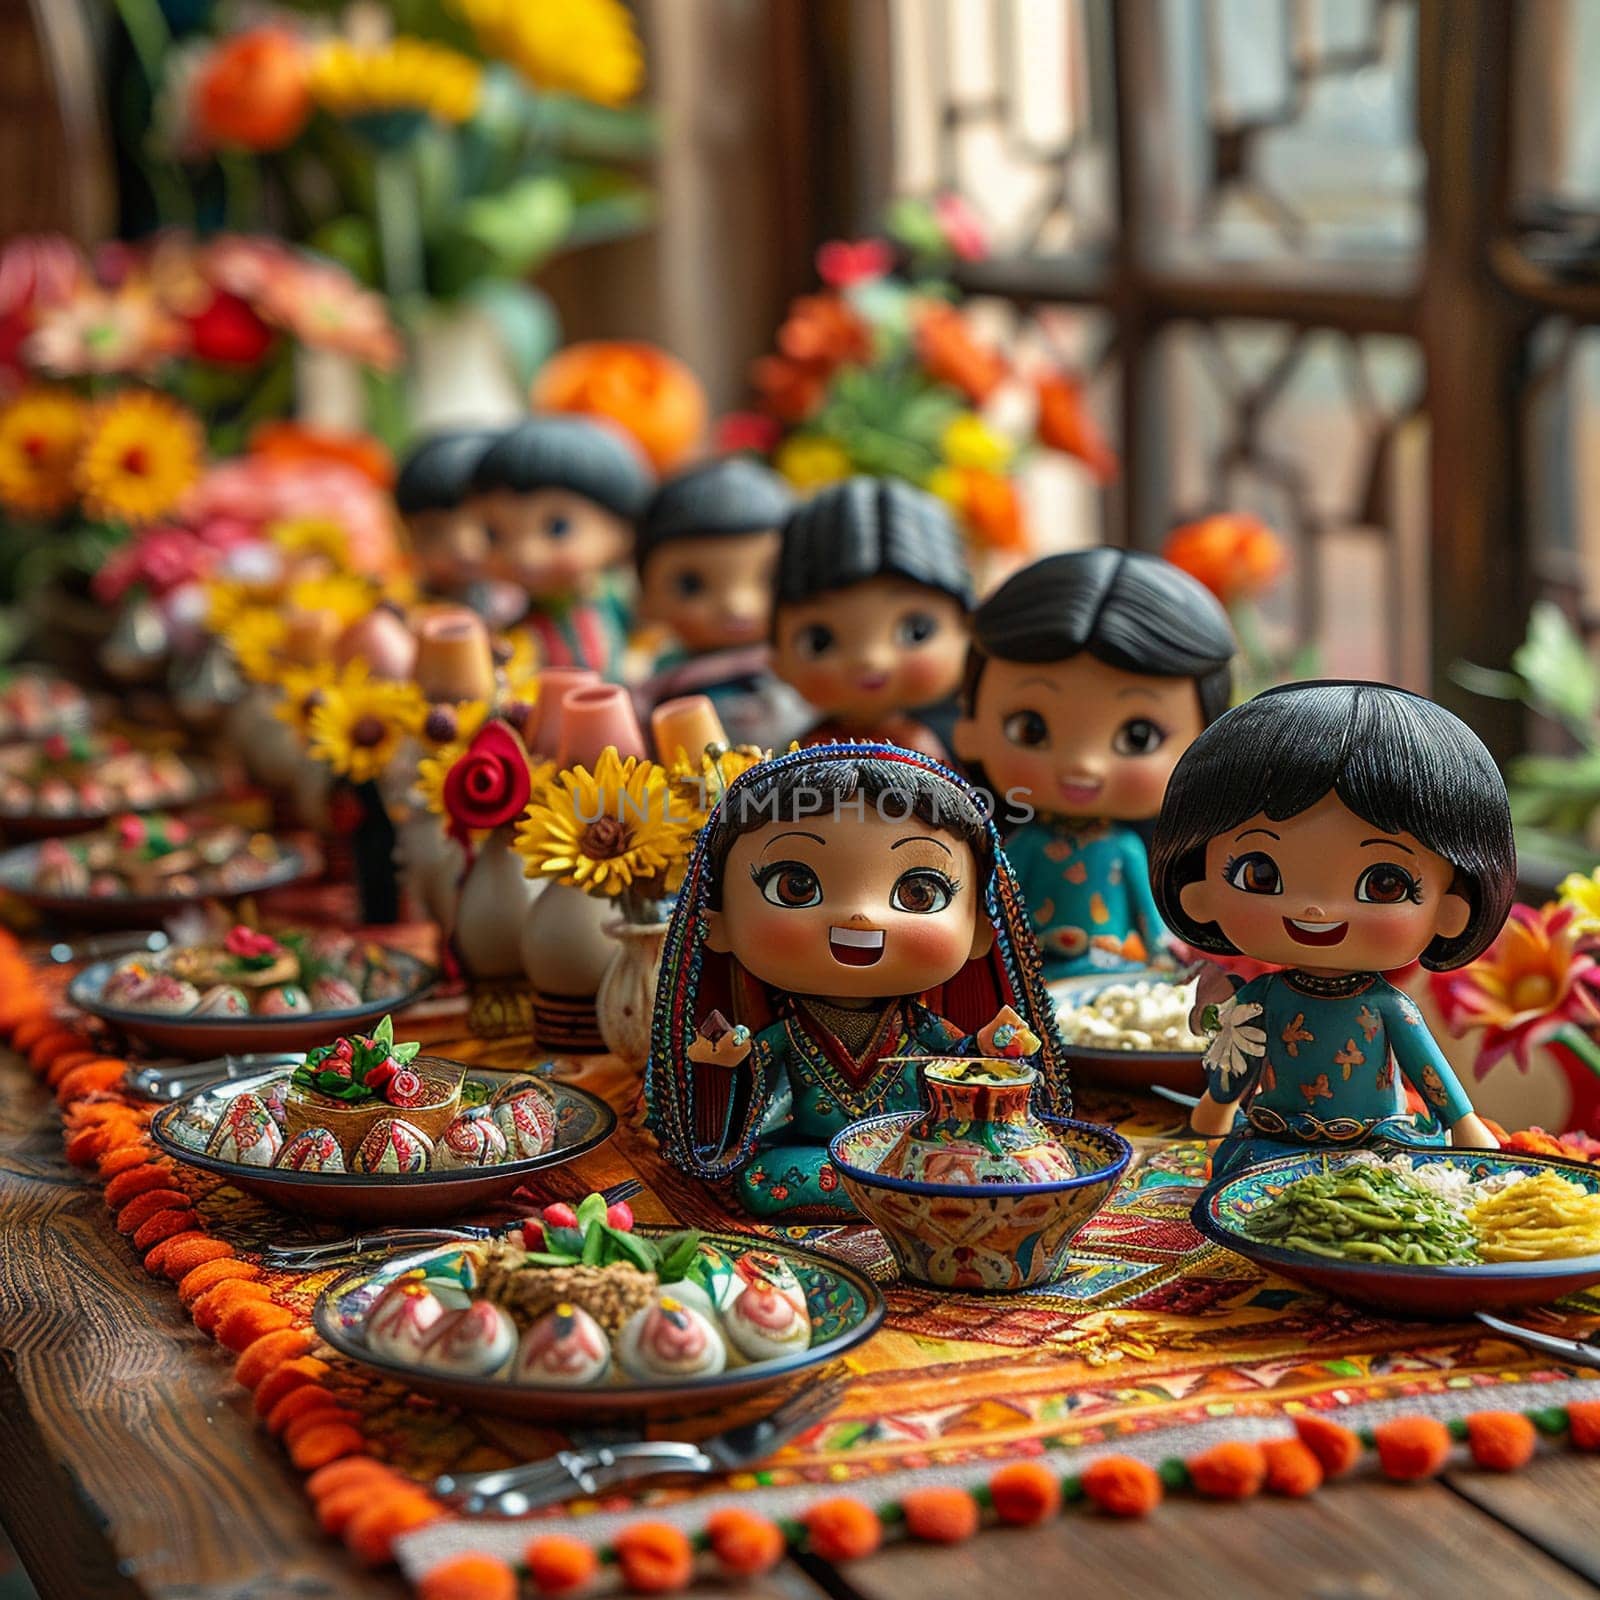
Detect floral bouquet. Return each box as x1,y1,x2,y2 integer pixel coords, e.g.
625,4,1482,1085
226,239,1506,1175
717,196,1117,563
292,1014,425,1108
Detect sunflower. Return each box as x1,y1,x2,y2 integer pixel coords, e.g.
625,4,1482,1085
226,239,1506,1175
514,747,692,897
454,0,643,107
496,628,540,701
269,516,349,566
0,387,87,517
668,744,770,825
307,666,426,785
225,605,291,684
308,36,482,129
273,659,342,739
286,571,379,628
76,390,204,524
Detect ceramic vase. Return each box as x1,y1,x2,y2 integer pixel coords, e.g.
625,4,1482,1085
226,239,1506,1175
595,919,669,1070
453,823,540,979
878,1060,1079,1186
518,882,615,1053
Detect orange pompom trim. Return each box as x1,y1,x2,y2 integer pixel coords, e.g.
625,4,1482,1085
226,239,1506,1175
1291,1413,1363,1478
12,1014,55,1052
114,1188,189,1234
1374,1417,1453,1481
250,1353,327,1414
142,1230,206,1274
705,1508,785,1576
902,1486,980,1543
133,1208,198,1253
285,1407,359,1449
1262,1437,1323,1497
1466,1411,1538,1472
28,1027,81,1067
989,1460,1061,1526
234,1328,312,1389
193,1279,271,1334
159,1236,232,1282
97,1143,157,1178
289,1421,367,1471
56,1061,129,1104
805,1497,882,1562
1189,1441,1267,1500
417,1553,520,1600
614,1522,695,1594
1569,1401,1600,1451
344,1492,441,1567
317,1481,380,1536
45,1051,98,1084
305,1455,394,1499
216,1298,294,1354
268,1384,346,1438
1082,1456,1162,1517
524,1533,600,1595
179,1257,260,1308
104,1163,178,1209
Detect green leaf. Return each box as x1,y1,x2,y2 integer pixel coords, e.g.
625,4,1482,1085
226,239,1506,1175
394,1040,421,1065
1507,751,1600,795
1450,660,1527,704
375,1015,394,1049
1512,602,1600,734
455,176,574,278
580,1219,605,1265
463,279,559,391
655,1230,703,1284
522,1249,581,1268
599,1224,657,1273
575,1191,609,1235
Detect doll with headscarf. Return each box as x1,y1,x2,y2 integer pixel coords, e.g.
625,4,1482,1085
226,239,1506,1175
644,743,1070,1219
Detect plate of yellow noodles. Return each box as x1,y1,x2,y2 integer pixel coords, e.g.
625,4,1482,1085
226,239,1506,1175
1193,1144,1600,1317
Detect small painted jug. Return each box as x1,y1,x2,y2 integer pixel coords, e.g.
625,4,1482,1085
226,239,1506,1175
878,1059,1078,1186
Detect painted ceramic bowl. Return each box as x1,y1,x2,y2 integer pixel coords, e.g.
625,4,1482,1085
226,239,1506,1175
1192,1144,1600,1318
151,1066,615,1221
1053,971,1207,1094
314,1231,884,1419
829,1113,1132,1292
68,945,435,1057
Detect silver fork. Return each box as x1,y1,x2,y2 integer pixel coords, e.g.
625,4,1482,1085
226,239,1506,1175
257,1178,645,1271
433,1375,848,1516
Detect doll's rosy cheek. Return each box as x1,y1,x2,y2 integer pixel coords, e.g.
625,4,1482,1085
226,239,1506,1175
891,920,970,970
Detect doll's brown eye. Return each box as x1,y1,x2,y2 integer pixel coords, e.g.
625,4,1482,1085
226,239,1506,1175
794,624,834,659
1003,710,1048,748
890,869,954,914
546,514,571,538
1112,717,1166,756
754,861,822,908
1225,852,1282,895
1356,863,1420,905
896,611,939,647
674,570,706,598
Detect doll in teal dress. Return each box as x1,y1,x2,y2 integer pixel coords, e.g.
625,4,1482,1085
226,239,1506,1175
1150,681,1516,1173
954,550,1236,978
643,743,1071,1219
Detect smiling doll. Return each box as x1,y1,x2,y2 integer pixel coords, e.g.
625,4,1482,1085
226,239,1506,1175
1151,681,1514,1174
472,415,654,674
771,478,973,760
954,549,1236,978
644,743,1069,1218
395,429,508,619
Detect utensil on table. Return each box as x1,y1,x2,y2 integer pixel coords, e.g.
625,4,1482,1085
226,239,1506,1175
126,1051,305,1102
258,1177,644,1270
1151,1084,1201,1110
1475,1311,1600,1370
47,929,169,965
433,1375,847,1516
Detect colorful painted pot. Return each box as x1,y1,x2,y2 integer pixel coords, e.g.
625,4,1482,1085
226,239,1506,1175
830,1113,1131,1293
877,1058,1078,1185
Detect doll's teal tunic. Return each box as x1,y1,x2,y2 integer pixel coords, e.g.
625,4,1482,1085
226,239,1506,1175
731,998,969,1218
1204,970,1475,1175
1004,819,1168,978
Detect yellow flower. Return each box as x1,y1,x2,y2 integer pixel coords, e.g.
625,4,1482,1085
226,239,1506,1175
273,660,341,738
286,571,378,628
514,747,693,897
309,36,483,125
497,628,540,700
307,666,425,784
270,516,349,566
454,0,643,106
775,435,851,491
669,744,770,825
0,387,87,517
1559,871,1600,937
75,390,203,524
941,412,1014,473
225,606,291,684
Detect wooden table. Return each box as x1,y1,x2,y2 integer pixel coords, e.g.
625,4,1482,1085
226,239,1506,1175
5,1055,1600,1600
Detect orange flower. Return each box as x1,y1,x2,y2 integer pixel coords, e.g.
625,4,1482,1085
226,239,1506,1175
532,341,705,472
778,293,872,368
929,464,1028,553
1163,513,1287,603
193,29,312,152
916,301,1006,404
752,354,827,422
1036,371,1118,483
250,420,394,488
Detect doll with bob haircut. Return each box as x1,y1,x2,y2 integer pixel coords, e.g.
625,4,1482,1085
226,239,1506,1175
1151,680,1514,1173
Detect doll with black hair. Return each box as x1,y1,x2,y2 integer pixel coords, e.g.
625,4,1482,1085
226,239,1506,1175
472,414,654,675
1151,681,1512,1174
954,548,1236,978
634,458,809,745
771,477,974,760
644,743,1069,1219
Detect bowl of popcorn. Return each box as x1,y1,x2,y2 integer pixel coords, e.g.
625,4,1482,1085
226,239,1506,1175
1054,972,1209,1092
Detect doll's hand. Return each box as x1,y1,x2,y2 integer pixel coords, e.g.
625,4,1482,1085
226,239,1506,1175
977,1005,1041,1059
1188,962,1238,1037
1450,1111,1500,1151
687,1011,752,1068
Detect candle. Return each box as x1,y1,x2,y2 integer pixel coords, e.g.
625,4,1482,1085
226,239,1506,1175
414,607,495,703
555,685,648,769
527,667,600,757
651,695,728,769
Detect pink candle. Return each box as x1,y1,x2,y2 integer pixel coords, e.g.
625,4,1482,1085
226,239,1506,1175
555,684,648,769
527,667,600,758
651,695,728,768
414,607,495,703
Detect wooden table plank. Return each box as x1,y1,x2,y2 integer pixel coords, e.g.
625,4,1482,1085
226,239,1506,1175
1446,1455,1600,1588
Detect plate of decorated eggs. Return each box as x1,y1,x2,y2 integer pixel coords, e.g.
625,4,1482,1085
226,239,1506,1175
314,1194,885,1417
149,1033,615,1221
69,925,435,1056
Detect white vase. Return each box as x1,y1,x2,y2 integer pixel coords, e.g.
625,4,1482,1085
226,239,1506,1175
395,813,468,937
519,882,615,1053
454,824,539,979
406,303,526,433
596,919,669,1071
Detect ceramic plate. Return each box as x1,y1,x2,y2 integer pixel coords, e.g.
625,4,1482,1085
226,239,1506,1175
1193,1144,1600,1318
314,1230,885,1418
0,831,316,926
1053,972,1207,1093
68,946,437,1058
0,752,218,840
150,1066,616,1222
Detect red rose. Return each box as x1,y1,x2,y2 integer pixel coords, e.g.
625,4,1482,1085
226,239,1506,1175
441,719,533,843
188,290,275,365
385,1068,423,1106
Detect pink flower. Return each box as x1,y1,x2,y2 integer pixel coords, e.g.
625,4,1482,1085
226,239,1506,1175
815,238,893,288
933,193,989,261
1431,903,1600,1075
223,925,281,960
